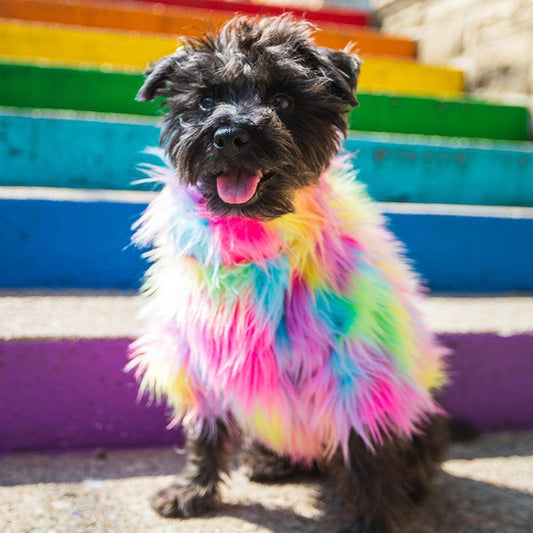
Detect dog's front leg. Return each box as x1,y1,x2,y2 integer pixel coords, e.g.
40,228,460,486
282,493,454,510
151,418,238,518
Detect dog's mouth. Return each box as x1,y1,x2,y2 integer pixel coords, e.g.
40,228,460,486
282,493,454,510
215,167,275,205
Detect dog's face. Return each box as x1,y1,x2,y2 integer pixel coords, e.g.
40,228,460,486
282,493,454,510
137,16,360,219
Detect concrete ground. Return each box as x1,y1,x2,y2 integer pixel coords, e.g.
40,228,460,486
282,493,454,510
2,292,533,340
1,432,531,533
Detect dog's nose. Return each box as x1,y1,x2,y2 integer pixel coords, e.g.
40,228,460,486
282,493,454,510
213,127,250,153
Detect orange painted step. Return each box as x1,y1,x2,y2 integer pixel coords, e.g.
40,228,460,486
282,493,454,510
0,0,416,59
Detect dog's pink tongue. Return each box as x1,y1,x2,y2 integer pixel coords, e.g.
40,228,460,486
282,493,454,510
216,169,261,204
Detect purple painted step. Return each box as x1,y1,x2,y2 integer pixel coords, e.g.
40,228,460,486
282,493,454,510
0,339,182,452
1,295,532,452
439,333,533,432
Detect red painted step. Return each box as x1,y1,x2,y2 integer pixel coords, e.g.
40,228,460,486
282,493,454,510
132,0,370,27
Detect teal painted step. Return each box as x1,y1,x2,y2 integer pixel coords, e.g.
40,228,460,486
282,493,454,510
1,110,533,207
1,188,532,292
345,134,533,207
0,62,530,141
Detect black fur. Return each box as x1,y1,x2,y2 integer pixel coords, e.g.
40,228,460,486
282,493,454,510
330,415,449,532
243,440,313,482
151,419,238,518
136,15,360,219
138,15,447,532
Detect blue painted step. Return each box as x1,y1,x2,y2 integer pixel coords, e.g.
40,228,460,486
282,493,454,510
1,188,532,292
1,111,533,206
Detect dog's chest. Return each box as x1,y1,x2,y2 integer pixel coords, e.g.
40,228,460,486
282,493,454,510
132,170,447,461
180,255,345,458
183,253,328,390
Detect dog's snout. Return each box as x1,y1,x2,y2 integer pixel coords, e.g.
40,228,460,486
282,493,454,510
213,126,250,153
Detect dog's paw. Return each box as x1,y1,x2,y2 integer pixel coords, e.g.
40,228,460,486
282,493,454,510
150,482,216,518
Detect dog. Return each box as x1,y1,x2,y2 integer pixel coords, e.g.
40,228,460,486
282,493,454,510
129,15,448,532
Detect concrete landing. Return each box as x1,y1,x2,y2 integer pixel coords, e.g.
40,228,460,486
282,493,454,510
1,433,532,532
2,292,533,340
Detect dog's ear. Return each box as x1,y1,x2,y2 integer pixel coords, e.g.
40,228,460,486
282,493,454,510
136,54,177,102
316,48,361,107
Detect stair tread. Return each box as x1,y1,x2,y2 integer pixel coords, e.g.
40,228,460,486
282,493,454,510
3,185,533,218
2,291,532,341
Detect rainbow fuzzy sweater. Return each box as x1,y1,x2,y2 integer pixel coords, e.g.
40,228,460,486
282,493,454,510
128,158,447,462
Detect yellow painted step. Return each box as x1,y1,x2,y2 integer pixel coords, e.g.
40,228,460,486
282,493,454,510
0,20,464,97
0,0,416,58
360,57,463,97
0,19,172,72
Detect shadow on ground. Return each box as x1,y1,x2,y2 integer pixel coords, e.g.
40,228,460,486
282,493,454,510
1,433,531,532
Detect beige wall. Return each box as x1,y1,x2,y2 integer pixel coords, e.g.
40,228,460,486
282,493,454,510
371,0,533,108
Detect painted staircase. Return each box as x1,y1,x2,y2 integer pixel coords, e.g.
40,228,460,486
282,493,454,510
0,0,532,453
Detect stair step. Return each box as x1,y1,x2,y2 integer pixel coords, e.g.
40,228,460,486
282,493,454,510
0,336,175,452
2,111,531,206
0,0,413,58
1,186,532,292
346,133,533,206
351,94,530,141
127,0,372,27
1,293,532,451
1,63,527,141
0,20,464,97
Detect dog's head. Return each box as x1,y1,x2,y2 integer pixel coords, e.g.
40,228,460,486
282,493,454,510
137,15,360,218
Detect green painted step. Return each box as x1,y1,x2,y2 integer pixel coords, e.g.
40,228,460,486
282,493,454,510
0,62,156,117
351,94,530,141
1,61,530,141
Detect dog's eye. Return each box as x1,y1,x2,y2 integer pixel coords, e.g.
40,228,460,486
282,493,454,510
200,96,215,111
272,94,293,111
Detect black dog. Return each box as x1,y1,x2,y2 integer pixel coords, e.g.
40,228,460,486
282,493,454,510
133,15,448,532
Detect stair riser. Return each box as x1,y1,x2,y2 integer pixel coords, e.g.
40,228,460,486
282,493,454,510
346,137,533,207
2,113,532,206
1,0,370,29
353,94,529,141
1,196,532,292
0,339,181,452
1,334,531,452
1,63,527,140
127,0,371,26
